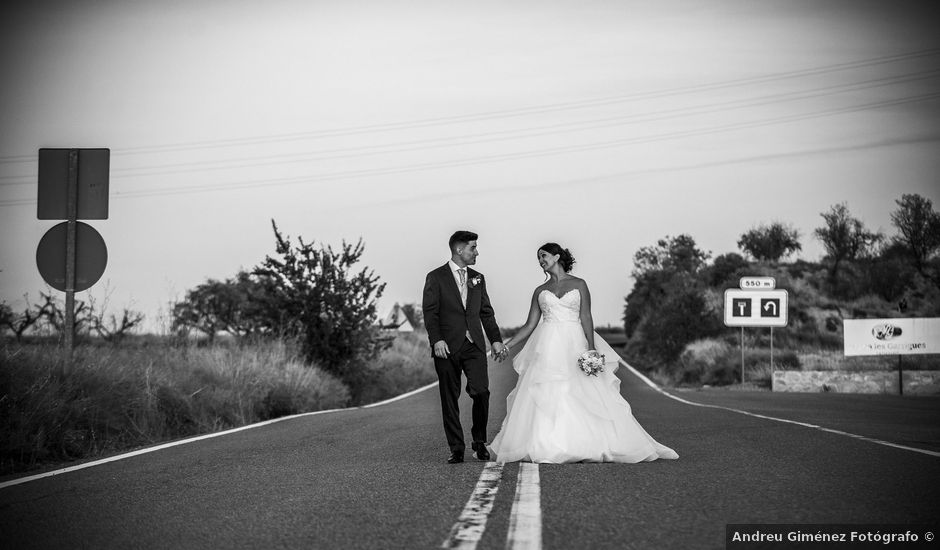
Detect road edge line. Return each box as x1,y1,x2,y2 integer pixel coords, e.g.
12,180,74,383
618,359,940,459
0,381,440,490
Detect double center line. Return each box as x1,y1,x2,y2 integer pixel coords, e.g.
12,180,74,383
442,462,542,549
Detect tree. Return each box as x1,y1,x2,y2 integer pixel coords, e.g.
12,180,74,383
890,193,940,274
706,252,750,287
0,301,13,338
866,241,917,303
171,272,266,342
38,291,93,340
0,296,44,341
252,221,387,393
624,234,716,358
624,273,722,365
813,202,882,281
737,222,802,262
632,234,710,278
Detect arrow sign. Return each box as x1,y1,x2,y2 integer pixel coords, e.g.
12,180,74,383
724,289,788,327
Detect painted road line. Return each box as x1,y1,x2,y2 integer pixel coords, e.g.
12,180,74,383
506,462,542,550
442,462,504,549
0,381,440,490
618,359,940,459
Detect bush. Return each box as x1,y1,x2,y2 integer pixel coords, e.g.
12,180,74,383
0,337,350,474
675,337,801,387
353,332,435,405
625,280,723,368
678,338,732,385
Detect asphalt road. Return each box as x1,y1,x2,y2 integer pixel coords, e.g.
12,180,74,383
1,352,938,549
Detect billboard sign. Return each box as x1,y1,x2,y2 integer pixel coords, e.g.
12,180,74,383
843,318,940,356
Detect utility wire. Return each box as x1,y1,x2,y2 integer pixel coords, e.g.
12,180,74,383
3,89,935,207
1,69,936,185
0,48,936,164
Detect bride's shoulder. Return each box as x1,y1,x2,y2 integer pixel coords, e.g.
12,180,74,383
571,277,591,293
567,275,588,287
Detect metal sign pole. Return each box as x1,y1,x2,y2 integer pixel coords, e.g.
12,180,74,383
740,327,745,384
63,149,78,378
770,327,774,371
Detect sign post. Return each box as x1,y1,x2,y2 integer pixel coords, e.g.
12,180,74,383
36,148,109,378
64,150,78,364
724,277,789,384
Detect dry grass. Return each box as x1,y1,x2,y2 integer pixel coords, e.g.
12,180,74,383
0,332,432,475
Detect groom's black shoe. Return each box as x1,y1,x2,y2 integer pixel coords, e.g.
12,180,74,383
471,442,491,461
447,452,464,464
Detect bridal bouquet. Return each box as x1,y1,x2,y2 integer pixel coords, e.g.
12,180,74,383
577,350,605,377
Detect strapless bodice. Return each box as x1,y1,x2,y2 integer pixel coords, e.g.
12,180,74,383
538,289,581,322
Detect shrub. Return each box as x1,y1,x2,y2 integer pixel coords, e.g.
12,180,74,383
678,338,731,385
353,332,434,405
0,337,350,474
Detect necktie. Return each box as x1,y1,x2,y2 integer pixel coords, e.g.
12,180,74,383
458,268,467,306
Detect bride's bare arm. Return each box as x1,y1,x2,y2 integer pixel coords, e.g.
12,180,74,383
578,280,597,350
502,289,542,350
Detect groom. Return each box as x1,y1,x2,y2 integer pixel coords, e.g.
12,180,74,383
422,230,507,464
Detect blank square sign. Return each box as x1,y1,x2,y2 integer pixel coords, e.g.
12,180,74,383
37,148,110,220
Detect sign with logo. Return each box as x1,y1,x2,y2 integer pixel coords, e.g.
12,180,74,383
843,318,940,356
723,289,788,327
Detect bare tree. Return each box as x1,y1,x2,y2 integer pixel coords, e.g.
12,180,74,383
1,296,45,341
38,291,92,339
0,295,42,342
86,290,146,342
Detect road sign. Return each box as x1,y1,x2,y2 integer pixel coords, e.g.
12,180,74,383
724,289,788,327
38,148,110,220
739,276,775,290
36,222,108,292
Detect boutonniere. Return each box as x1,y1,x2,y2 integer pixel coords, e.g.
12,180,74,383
468,275,482,288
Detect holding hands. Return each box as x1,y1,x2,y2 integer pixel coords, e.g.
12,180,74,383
493,341,510,362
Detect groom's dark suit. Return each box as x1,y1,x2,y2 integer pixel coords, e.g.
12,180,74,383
422,263,502,456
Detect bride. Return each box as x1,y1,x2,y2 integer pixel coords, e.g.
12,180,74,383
488,243,678,464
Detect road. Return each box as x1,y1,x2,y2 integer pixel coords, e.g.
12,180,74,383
1,352,938,549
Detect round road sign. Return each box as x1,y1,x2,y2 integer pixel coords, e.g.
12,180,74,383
36,222,108,292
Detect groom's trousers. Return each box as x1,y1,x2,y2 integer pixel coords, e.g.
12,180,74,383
434,338,490,454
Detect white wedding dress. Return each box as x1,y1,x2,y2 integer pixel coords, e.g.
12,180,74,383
488,289,679,464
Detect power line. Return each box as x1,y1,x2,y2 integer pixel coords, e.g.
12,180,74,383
0,48,936,164
2,69,936,185
3,90,935,207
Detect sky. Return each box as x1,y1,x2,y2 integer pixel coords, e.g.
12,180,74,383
1,0,939,332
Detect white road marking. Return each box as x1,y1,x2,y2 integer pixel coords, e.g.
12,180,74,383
0,381,440,490
619,359,940,458
442,461,504,549
506,462,542,550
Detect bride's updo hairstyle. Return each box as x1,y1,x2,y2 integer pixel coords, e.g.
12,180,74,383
539,242,576,273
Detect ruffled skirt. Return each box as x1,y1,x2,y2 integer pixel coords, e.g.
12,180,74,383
489,321,678,464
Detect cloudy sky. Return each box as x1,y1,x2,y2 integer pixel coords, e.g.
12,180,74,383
1,0,939,331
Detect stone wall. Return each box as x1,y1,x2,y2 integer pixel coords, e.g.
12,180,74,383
772,370,940,395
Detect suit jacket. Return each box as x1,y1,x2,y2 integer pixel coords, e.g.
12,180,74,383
422,264,502,355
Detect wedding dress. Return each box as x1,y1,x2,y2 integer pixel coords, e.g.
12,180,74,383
488,289,679,464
